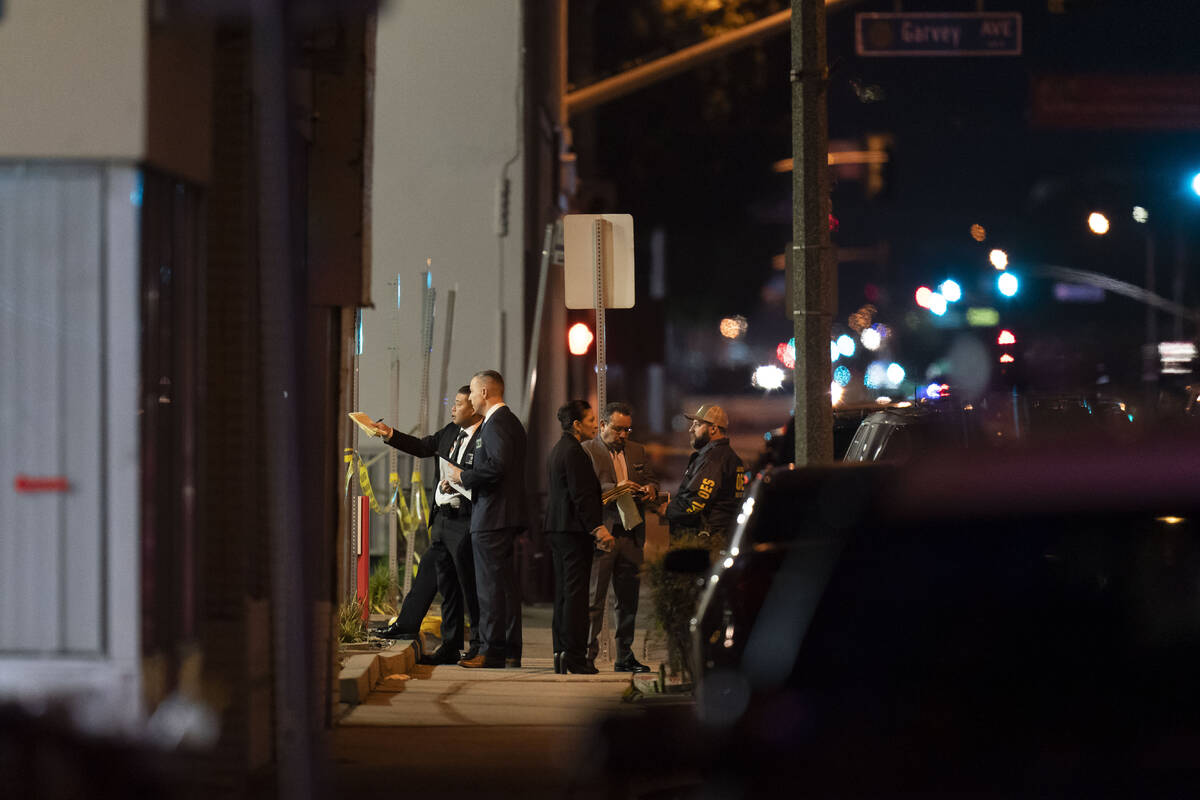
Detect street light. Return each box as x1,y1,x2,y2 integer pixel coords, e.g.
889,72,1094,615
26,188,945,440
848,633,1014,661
1088,211,1111,235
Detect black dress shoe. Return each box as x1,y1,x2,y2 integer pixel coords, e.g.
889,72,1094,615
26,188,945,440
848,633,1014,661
421,645,461,665
376,620,419,639
553,652,564,674
563,657,598,675
614,655,651,673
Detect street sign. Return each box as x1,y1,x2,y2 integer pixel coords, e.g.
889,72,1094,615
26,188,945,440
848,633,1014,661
563,214,635,309
856,12,1022,57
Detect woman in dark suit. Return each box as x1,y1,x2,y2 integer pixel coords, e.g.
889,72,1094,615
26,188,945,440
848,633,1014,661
545,400,615,674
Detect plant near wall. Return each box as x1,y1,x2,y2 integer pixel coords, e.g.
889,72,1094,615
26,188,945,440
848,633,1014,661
368,564,398,616
337,597,368,644
642,531,722,686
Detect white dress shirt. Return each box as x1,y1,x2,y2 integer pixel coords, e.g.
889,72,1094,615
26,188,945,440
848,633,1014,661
436,420,478,507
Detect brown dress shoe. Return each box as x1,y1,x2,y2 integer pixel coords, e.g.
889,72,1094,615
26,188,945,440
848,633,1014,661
459,653,505,669
505,658,522,668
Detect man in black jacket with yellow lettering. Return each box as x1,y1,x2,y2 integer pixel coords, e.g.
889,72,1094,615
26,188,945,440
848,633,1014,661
664,404,746,542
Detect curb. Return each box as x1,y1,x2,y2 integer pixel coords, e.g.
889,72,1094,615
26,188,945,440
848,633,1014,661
337,638,419,706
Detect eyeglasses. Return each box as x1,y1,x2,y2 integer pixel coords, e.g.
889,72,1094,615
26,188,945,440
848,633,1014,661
608,425,632,434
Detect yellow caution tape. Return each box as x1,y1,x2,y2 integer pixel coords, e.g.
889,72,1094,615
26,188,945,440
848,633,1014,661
342,449,424,537
411,467,431,525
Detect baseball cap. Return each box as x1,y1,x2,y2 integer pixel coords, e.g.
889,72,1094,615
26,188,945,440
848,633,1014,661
684,404,729,429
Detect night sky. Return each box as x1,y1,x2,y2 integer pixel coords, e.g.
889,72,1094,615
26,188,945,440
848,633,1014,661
570,0,1200,399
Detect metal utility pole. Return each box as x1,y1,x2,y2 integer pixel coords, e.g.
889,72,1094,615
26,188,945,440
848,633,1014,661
791,0,834,465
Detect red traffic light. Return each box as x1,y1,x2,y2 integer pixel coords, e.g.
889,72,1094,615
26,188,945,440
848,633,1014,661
568,322,594,355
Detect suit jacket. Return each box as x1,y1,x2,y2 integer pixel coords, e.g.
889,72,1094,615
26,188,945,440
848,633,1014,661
544,433,604,534
385,421,479,467
384,421,480,517
460,404,528,532
581,436,658,535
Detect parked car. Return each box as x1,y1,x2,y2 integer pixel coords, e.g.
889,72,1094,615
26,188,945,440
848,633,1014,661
843,393,1138,463
841,403,980,462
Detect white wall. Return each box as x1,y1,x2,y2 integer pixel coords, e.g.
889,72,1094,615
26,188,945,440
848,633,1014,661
366,0,525,440
0,0,147,159
0,165,142,730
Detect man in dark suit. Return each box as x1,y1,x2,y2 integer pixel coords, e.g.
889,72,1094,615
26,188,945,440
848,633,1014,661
546,400,615,674
446,370,528,668
582,402,657,673
369,386,482,664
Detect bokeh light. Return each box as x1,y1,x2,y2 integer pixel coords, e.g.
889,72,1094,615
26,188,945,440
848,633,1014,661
833,365,851,386
939,279,962,303
998,272,1019,297
970,223,986,242
860,327,882,350
865,361,887,389
720,315,748,339
752,364,785,390
830,340,840,362
997,329,1016,345
1088,211,1110,235
915,286,933,308
928,293,948,315
1132,205,1149,224
836,334,856,357
886,362,905,386
830,381,844,406
776,338,796,369
989,249,1008,270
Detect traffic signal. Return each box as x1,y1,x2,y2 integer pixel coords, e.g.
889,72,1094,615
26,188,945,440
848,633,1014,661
567,322,593,355
865,133,894,200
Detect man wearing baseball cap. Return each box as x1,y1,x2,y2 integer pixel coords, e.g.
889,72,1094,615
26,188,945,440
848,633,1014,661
663,404,746,541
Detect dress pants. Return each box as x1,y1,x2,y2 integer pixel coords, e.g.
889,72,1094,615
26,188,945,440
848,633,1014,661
550,531,596,661
395,540,442,631
435,511,480,652
472,527,523,660
587,526,644,662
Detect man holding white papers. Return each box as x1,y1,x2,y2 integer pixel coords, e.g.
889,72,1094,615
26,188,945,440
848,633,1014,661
369,386,482,664
582,402,658,673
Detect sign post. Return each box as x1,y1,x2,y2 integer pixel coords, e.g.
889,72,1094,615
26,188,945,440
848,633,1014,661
563,213,635,408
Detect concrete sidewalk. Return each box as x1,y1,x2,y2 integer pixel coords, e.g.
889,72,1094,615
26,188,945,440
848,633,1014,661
338,596,669,728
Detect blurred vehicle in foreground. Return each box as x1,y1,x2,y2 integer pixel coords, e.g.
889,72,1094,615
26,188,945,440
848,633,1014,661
580,438,1200,796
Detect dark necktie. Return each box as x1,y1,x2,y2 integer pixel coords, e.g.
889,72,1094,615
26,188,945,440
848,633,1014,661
451,429,468,463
